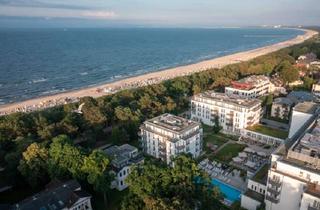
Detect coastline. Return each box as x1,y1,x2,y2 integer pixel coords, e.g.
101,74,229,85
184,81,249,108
0,28,318,115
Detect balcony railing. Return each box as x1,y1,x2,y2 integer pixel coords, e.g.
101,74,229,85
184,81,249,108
268,178,282,188
308,205,320,210
265,195,280,203
267,186,281,196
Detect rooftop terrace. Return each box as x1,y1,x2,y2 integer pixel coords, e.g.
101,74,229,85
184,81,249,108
193,91,261,108
104,144,142,169
288,122,320,169
144,113,200,133
293,102,318,114
246,124,288,139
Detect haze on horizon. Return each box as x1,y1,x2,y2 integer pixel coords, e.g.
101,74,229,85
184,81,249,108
0,0,319,28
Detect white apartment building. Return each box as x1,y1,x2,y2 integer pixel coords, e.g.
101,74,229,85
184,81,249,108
139,113,202,165
225,75,273,99
241,165,268,210
265,120,320,210
104,144,144,191
288,102,319,139
191,91,262,134
271,97,294,120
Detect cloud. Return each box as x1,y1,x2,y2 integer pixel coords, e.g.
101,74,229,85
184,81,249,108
0,0,93,10
82,11,116,19
0,6,117,20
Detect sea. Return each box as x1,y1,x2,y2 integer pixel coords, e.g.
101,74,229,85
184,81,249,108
0,28,304,104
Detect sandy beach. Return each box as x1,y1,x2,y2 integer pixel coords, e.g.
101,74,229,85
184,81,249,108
0,28,318,115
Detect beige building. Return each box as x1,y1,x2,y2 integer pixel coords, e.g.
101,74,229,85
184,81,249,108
191,91,262,134
139,113,202,165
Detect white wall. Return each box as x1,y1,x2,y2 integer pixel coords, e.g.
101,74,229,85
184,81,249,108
241,194,261,210
288,111,312,138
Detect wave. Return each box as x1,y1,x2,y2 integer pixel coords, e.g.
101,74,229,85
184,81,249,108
29,78,48,84
40,88,65,96
243,35,285,38
80,72,88,76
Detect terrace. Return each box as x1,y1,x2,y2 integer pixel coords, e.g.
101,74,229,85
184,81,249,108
246,124,288,140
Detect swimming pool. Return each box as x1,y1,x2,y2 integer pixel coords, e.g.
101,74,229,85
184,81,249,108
211,179,241,203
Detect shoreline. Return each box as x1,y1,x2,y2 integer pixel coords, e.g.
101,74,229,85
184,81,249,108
0,28,318,115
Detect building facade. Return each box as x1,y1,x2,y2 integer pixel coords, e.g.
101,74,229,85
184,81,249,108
104,144,144,191
288,102,318,139
271,97,294,120
191,91,262,134
225,75,272,99
265,120,320,210
139,113,202,165
12,180,92,210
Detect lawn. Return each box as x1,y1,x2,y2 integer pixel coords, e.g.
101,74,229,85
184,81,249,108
204,134,228,148
214,143,246,163
247,124,288,139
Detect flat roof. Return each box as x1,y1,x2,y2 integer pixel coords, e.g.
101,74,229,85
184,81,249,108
193,91,261,108
273,97,294,106
144,113,200,133
293,102,318,114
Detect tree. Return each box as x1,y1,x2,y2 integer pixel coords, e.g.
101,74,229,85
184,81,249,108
303,76,314,90
123,155,223,210
82,150,111,206
110,127,129,144
80,97,107,126
278,61,300,84
211,116,222,134
18,143,49,187
48,135,84,179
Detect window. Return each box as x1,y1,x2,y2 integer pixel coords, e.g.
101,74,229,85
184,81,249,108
120,181,123,186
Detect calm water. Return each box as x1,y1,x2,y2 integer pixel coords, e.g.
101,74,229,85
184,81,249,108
211,179,241,203
0,28,303,104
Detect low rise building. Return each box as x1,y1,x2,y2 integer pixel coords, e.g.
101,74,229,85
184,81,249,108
225,75,272,99
271,97,294,120
139,113,202,165
312,82,320,97
12,180,92,210
104,144,144,191
191,91,262,134
296,53,318,69
288,102,319,139
241,164,268,210
265,120,320,210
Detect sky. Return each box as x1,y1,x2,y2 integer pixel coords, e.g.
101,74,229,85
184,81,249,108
0,0,319,28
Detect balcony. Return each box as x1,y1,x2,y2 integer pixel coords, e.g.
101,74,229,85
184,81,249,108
265,194,280,203
308,205,320,210
268,178,282,188
267,186,281,196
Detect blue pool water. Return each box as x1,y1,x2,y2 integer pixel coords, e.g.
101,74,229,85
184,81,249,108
211,179,241,202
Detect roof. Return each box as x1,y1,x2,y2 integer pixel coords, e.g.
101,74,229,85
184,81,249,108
193,91,261,108
273,97,294,106
287,91,315,103
143,113,200,134
293,102,318,114
12,180,90,210
230,75,270,90
104,144,142,170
